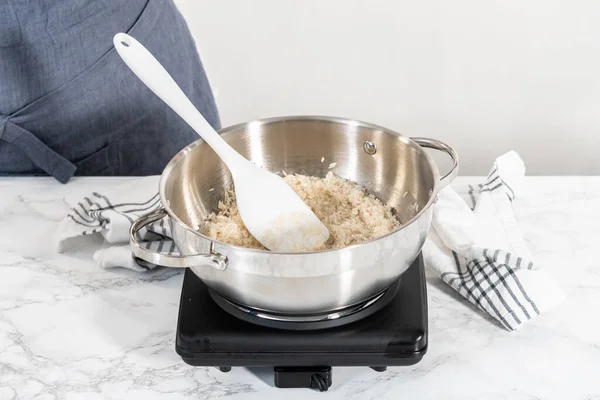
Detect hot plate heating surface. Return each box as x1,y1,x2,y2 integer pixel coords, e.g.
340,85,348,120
176,254,428,367
176,253,427,390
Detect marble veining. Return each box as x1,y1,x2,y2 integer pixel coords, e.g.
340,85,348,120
1,176,599,399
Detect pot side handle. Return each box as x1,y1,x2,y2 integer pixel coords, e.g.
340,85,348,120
410,137,459,189
129,207,227,270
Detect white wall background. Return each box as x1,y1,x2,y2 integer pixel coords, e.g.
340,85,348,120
174,0,600,175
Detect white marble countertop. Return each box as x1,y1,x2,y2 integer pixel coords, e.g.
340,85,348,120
1,176,599,399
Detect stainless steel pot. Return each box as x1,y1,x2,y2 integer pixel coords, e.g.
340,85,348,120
130,116,458,316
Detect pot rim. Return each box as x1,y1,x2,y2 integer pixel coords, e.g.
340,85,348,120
159,114,442,255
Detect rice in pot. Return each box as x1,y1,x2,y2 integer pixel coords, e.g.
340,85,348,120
200,172,400,251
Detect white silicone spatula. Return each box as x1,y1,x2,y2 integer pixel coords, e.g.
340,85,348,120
113,33,329,252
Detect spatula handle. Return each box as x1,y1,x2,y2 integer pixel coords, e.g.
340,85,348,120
113,33,246,170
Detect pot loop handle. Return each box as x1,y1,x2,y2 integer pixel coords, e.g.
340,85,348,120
129,206,228,270
410,137,459,189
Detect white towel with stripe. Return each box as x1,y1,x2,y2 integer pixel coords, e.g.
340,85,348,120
422,151,565,331
53,176,170,271
53,151,565,330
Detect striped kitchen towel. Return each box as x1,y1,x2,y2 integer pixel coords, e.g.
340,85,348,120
53,152,565,330
423,151,565,331
53,176,171,271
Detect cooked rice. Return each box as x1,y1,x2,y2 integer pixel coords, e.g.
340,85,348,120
200,172,400,251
